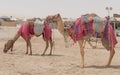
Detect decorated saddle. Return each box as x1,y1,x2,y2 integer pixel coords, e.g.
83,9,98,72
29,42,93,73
101,17,117,50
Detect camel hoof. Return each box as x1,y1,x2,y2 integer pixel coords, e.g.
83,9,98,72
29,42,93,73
49,53,52,56
105,64,110,68
41,54,45,56
80,64,84,68
29,53,32,55
10,52,13,54
92,46,96,49
26,52,28,54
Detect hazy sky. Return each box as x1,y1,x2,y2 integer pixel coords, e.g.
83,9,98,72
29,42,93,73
0,0,119,18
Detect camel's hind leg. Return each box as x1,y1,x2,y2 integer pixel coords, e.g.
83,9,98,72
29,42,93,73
106,49,115,67
78,40,84,68
83,39,96,49
26,41,28,54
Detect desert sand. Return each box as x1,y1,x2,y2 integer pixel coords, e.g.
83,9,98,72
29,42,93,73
0,26,120,75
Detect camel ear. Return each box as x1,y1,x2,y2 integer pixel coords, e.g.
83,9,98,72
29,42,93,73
57,13,60,17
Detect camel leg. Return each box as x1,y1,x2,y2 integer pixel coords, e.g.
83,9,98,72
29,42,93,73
82,39,94,49
94,38,98,48
49,38,53,55
87,39,96,49
27,40,32,55
42,41,49,56
78,40,84,68
82,40,86,48
26,41,28,54
106,49,115,67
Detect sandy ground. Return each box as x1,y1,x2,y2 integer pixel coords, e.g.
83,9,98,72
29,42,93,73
0,27,120,75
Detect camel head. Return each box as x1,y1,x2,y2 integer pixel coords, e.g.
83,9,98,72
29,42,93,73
3,40,13,53
46,13,61,23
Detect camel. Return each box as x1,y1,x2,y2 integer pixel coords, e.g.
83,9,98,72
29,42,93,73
3,19,53,55
46,13,117,68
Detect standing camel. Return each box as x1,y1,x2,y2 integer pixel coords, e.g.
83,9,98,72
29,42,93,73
46,13,117,68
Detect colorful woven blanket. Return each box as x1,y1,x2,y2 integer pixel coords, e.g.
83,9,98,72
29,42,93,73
66,16,117,50
101,17,117,50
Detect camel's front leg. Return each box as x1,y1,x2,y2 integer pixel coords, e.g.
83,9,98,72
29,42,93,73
26,41,28,54
42,41,49,56
94,38,98,48
82,40,86,48
106,49,115,67
26,39,32,55
49,38,53,55
78,40,84,68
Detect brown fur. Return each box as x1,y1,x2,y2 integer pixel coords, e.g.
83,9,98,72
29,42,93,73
3,40,13,53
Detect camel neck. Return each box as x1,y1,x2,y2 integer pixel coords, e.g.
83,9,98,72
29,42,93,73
56,17,64,36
